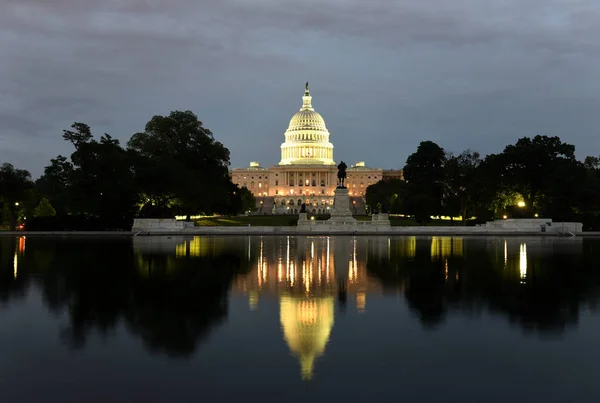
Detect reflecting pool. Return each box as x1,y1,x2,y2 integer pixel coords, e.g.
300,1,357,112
1,235,600,402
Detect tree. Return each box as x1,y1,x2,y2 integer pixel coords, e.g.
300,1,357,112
237,186,256,214
498,135,576,210
37,122,140,229
444,150,481,222
33,198,57,217
36,155,74,215
365,179,407,213
0,163,34,230
403,141,446,223
128,111,233,218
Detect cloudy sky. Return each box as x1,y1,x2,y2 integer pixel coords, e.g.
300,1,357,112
2,0,600,178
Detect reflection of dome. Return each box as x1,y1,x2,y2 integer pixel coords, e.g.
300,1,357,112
280,295,334,380
279,83,335,166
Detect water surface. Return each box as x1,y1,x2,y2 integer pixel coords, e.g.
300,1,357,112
1,235,599,402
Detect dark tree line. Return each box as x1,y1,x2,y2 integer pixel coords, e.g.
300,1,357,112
366,135,600,229
1,236,250,355
0,111,255,230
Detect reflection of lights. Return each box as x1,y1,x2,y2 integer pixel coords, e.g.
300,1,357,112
431,237,463,259
353,238,357,277
326,237,330,282
406,236,416,259
13,236,25,279
249,291,259,311
445,259,448,281
13,251,18,279
348,261,357,283
504,240,508,266
519,243,527,283
175,237,215,258
303,261,310,292
356,292,366,312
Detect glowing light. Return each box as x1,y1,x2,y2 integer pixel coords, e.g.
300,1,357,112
503,215,508,219
519,243,527,283
517,201,526,208
504,240,508,266
534,213,539,218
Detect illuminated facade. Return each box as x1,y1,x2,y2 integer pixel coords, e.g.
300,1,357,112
230,83,402,214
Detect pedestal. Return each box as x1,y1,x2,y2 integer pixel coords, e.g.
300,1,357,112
371,213,391,227
328,187,357,225
297,212,310,228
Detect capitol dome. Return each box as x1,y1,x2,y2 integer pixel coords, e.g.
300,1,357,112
287,110,327,132
279,83,335,166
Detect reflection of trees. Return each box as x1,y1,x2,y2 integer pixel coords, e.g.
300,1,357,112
1,237,249,357
367,237,600,334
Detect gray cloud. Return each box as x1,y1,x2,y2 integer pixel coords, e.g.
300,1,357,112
1,0,599,177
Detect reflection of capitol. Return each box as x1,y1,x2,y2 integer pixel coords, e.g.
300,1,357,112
232,235,468,380
234,236,381,380
280,295,334,380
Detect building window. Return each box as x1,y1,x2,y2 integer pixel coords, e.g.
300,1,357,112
259,183,262,188
281,200,286,206
299,180,303,186
251,176,254,179
251,182,255,187
297,199,302,206
321,181,325,186
312,180,316,186
275,180,278,186
275,190,279,195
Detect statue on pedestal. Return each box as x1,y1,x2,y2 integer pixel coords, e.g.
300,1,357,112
337,161,347,188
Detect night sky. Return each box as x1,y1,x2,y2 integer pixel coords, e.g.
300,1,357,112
2,0,600,178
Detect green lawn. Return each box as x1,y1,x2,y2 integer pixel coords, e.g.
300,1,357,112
195,215,467,227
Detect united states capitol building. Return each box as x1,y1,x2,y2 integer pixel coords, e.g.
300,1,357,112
230,83,402,214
